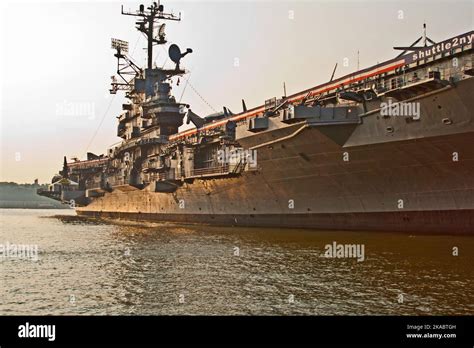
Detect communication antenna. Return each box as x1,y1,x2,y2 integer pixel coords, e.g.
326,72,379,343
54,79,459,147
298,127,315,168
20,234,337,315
394,23,436,58
121,2,181,69
111,38,129,53
155,23,166,44
110,38,142,95
422,22,427,46
168,44,193,71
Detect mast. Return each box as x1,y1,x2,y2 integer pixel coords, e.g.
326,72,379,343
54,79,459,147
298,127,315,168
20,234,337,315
121,2,181,69
61,156,69,179
394,23,436,58
110,2,192,138
147,8,154,69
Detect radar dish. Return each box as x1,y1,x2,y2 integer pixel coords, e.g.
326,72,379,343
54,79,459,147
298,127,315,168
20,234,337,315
158,23,166,37
169,44,182,64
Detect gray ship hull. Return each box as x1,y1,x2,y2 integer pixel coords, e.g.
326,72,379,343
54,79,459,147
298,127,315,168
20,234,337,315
76,77,474,234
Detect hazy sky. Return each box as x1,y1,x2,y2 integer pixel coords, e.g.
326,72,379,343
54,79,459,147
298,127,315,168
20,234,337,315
0,0,472,183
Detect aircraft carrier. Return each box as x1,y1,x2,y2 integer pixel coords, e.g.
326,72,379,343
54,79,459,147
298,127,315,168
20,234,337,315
39,2,474,234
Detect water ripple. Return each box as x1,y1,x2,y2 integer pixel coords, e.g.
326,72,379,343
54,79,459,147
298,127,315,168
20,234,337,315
0,209,473,315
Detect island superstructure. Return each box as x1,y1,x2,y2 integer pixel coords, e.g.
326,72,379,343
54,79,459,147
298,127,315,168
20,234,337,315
39,2,474,234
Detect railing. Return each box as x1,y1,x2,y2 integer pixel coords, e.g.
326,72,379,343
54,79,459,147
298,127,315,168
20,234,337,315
189,164,229,177
375,59,474,94
68,158,108,169
149,171,175,181
155,172,168,181
137,136,168,146
375,70,444,94
109,136,170,158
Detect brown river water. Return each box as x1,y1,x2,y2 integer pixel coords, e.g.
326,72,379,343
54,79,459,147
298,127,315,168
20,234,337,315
0,208,473,315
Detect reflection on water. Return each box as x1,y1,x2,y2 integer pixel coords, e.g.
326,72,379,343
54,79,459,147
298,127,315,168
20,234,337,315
0,209,473,315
